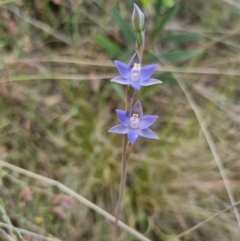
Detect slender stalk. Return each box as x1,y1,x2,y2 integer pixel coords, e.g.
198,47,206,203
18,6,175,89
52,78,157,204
114,134,128,226
114,86,135,237
125,85,134,111
115,140,133,226
114,3,143,233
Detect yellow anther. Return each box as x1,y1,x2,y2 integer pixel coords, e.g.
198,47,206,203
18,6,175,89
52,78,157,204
134,63,141,68
133,113,139,118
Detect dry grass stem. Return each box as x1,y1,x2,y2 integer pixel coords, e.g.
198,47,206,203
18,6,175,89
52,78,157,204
3,6,72,46
0,222,60,241
0,205,22,240
170,200,240,240
222,0,240,9
0,160,152,241
5,57,240,76
176,77,240,228
0,228,16,241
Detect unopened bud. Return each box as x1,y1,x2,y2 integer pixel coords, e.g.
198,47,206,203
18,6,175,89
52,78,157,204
132,4,145,32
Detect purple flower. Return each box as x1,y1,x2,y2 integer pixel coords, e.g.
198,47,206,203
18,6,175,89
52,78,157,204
111,53,162,90
108,101,159,144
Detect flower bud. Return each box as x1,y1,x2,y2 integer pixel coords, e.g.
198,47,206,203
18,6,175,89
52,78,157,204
132,4,145,32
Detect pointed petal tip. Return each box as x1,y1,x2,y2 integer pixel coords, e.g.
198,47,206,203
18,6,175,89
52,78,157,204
141,78,163,86
114,60,122,64
153,135,159,140
108,126,116,132
139,115,158,129
128,130,139,144
111,76,129,85
110,78,117,83
149,80,162,85
130,101,143,117
133,100,142,108
128,53,141,67
108,124,128,134
138,128,159,140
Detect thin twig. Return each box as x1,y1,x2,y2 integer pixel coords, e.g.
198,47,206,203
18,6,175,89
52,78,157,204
0,205,23,240
0,228,16,241
0,160,152,241
176,78,240,228
0,222,60,241
0,206,14,238
169,200,240,240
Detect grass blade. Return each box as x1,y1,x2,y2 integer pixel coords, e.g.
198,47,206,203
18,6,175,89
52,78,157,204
152,4,179,38
111,7,135,46
96,35,123,58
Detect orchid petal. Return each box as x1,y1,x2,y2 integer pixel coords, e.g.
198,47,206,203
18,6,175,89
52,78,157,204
108,124,128,134
130,101,143,117
139,115,158,129
116,110,130,127
114,61,130,79
138,128,159,139
141,78,162,86
140,64,158,81
111,76,129,85
128,53,141,69
130,81,142,90
127,129,139,144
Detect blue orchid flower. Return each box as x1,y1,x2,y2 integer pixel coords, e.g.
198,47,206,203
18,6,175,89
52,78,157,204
111,53,162,90
108,101,159,144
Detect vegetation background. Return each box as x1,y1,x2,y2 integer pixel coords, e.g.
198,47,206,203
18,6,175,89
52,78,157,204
0,0,240,240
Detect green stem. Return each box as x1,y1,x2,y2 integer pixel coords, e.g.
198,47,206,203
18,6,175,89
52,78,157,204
114,86,134,236
114,134,128,226
135,30,145,61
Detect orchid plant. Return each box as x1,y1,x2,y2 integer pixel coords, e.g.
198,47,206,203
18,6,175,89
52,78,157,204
108,3,162,235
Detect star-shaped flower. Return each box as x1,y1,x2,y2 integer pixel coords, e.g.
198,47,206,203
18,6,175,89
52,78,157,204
111,53,162,90
108,101,159,144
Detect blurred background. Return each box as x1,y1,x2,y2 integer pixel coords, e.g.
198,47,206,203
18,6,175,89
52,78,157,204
1,0,240,240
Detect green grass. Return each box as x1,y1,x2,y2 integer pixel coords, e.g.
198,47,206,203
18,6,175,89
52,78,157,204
0,0,240,240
